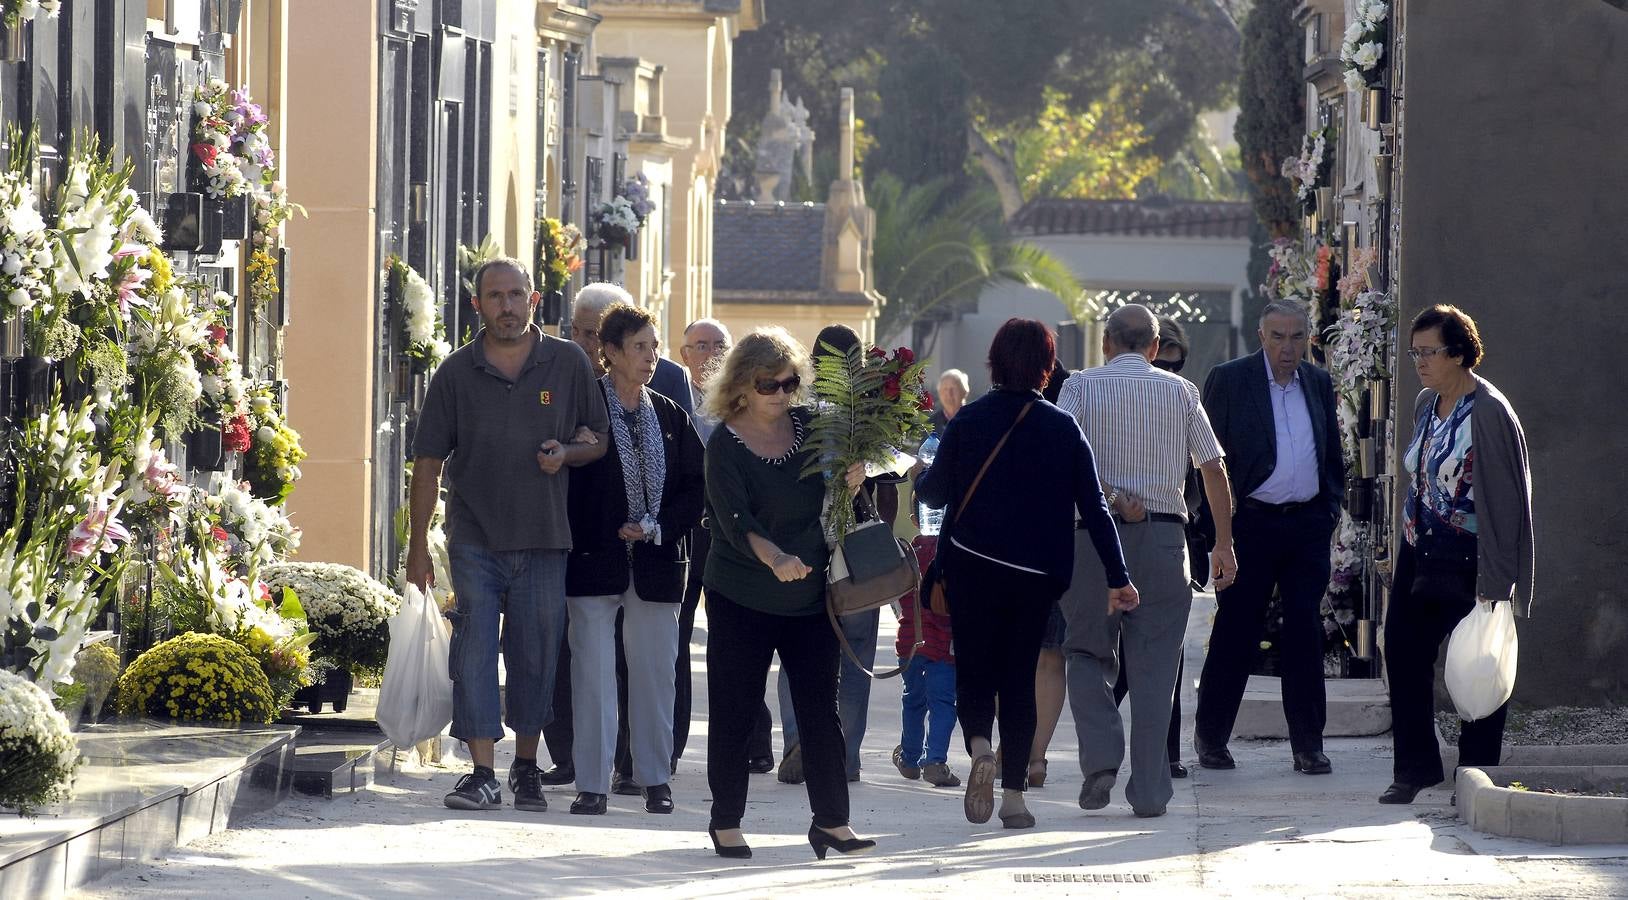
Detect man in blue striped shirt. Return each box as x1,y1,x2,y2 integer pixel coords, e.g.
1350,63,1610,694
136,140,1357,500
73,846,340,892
1055,304,1237,819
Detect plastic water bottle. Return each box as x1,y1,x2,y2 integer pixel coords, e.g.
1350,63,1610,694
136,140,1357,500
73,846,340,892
916,434,944,535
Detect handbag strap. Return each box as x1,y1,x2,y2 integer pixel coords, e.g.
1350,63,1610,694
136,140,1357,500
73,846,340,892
951,400,1035,525
830,567,922,680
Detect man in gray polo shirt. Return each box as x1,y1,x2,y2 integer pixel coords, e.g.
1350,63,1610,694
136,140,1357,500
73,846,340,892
407,257,610,812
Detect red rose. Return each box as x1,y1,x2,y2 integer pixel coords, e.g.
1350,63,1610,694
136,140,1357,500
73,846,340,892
192,142,218,167
883,375,901,400
211,526,230,544
223,415,252,453
867,346,888,360
894,347,915,366
918,391,934,411
208,324,228,344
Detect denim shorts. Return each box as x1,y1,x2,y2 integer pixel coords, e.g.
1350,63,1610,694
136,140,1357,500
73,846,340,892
1040,599,1066,651
446,543,568,741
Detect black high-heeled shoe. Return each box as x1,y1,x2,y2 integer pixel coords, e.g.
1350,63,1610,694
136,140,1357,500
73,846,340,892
807,825,876,860
708,825,752,859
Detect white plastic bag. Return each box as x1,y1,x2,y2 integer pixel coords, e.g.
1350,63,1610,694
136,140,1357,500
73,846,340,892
377,583,454,748
1444,599,1518,722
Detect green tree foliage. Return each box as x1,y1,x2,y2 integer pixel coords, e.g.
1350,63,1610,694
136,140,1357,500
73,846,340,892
985,86,1163,202
1235,0,1305,238
870,40,970,186
869,173,1083,344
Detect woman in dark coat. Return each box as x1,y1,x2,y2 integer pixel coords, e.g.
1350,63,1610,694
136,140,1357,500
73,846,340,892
564,303,704,816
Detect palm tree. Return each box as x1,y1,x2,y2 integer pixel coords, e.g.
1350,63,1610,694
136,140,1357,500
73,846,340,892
870,173,1083,354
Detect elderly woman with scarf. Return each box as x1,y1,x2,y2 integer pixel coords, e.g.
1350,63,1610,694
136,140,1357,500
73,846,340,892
564,303,705,816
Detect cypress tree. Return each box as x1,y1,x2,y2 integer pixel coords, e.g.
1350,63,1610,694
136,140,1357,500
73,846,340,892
1235,0,1305,239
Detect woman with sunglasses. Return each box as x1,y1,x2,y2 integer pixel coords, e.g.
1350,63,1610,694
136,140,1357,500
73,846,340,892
699,326,872,861
1380,304,1534,805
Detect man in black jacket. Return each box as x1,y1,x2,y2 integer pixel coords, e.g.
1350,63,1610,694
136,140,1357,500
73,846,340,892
1193,300,1345,776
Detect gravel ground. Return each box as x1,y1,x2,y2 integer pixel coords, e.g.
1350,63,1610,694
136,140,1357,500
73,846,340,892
1437,706,1628,746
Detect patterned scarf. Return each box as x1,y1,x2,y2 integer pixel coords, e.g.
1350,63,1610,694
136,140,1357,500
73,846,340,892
602,375,666,544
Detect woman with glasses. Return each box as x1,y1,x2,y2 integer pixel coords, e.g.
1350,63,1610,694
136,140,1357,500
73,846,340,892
699,326,873,860
563,303,705,816
1380,304,1534,805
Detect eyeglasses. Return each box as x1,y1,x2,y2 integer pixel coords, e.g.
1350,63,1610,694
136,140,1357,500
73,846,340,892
686,341,730,353
754,374,802,395
1407,345,1448,362
1151,357,1186,374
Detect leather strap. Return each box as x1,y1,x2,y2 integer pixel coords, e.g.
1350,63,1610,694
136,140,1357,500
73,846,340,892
830,574,921,680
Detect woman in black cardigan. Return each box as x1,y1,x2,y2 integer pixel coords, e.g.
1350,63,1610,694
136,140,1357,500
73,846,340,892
564,303,705,815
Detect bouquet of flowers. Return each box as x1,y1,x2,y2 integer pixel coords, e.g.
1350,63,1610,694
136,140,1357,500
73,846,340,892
590,196,642,249
537,217,585,294
191,80,249,199
201,478,301,570
0,128,56,322
226,86,275,187
117,631,277,724
260,562,400,674
1324,288,1395,402
250,182,303,256
129,277,209,437
389,255,450,370
802,343,933,538
195,292,250,426
1341,0,1389,92
243,383,306,505
2,0,61,30
1280,128,1332,208
0,669,79,815
118,414,191,535
1,399,139,693
1262,238,1318,304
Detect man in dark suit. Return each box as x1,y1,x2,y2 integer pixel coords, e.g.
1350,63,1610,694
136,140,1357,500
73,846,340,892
1193,300,1345,775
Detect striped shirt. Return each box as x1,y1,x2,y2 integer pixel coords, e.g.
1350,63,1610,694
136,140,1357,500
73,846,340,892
1055,353,1225,519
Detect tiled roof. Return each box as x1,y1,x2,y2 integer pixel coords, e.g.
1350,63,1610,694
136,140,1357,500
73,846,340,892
713,200,826,292
1010,198,1253,240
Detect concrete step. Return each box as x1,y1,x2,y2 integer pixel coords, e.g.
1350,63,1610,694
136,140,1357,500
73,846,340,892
1232,674,1393,739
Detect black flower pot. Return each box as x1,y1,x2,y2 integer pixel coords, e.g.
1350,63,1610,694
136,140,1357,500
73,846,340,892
220,194,250,241
12,354,59,422
1347,476,1374,522
293,668,354,714
184,418,226,472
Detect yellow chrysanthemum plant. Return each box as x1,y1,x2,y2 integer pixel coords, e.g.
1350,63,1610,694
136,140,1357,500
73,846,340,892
116,632,277,724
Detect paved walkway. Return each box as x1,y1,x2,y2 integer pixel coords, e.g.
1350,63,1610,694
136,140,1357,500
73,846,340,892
79,595,1628,898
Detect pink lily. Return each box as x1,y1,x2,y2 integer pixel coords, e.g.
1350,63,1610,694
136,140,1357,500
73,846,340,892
68,504,133,560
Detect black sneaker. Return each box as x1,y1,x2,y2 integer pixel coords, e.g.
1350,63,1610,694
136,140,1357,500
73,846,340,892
444,771,502,810
509,761,548,812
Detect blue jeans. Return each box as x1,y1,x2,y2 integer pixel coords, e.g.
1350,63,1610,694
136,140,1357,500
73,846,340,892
446,544,568,742
779,607,876,777
899,656,957,766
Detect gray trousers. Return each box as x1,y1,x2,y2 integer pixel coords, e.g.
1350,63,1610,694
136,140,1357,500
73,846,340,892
1060,521,1192,815
567,586,680,794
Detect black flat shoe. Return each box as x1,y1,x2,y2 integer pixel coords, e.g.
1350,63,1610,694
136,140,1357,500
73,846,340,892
1292,751,1333,775
708,825,752,859
1378,782,1427,805
611,772,641,796
538,763,575,785
807,825,876,860
569,792,608,815
1196,747,1235,770
643,783,674,814
1170,761,1189,779
747,755,775,775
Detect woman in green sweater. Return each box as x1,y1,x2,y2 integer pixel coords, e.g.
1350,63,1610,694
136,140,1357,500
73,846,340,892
701,326,871,861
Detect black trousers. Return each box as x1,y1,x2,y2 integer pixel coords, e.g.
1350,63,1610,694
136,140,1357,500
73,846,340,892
543,625,574,766
945,547,1061,792
706,589,847,830
672,524,707,762
1385,542,1508,786
1116,640,1183,763
1195,504,1333,754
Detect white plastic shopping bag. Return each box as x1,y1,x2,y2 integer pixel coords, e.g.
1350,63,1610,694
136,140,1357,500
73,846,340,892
1443,599,1518,722
377,583,454,748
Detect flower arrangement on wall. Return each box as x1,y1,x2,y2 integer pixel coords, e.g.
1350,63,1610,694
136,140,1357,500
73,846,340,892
389,255,450,370
1280,126,1333,210
243,383,306,505
0,130,57,322
537,217,585,294
1341,1,1389,92
591,174,656,251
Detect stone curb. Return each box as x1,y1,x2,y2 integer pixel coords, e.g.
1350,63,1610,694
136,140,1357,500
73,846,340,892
1457,765,1628,845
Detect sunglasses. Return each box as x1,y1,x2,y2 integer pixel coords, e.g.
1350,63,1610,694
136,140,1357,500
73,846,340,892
754,374,802,395
1151,357,1186,374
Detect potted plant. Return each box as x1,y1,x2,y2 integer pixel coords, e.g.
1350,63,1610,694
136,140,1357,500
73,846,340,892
0,669,79,815
116,631,278,724
259,561,400,712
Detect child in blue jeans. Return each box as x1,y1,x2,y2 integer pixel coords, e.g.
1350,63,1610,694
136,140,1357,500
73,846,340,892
892,534,960,787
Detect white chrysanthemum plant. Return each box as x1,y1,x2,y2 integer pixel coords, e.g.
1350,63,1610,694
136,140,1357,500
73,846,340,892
1340,0,1389,92
260,562,400,674
0,669,80,815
